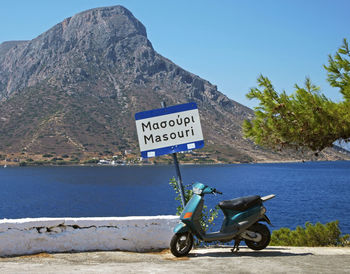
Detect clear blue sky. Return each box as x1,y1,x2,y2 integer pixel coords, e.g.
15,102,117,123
1,0,350,108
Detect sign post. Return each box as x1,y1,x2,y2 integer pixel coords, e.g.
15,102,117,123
161,101,186,208
135,102,204,208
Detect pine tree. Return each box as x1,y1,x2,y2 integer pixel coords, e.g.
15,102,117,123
243,39,350,153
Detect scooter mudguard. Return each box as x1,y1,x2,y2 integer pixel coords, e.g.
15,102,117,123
173,222,189,234
260,214,272,225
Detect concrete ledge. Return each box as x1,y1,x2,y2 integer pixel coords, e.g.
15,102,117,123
1,246,350,273
0,216,179,256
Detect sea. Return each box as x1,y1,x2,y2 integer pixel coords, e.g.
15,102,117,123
1,161,349,234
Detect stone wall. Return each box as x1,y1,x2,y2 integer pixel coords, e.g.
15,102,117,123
0,216,179,256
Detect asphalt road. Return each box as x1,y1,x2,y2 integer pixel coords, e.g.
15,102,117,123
0,246,349,273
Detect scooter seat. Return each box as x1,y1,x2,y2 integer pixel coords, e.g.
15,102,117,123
219,195,262,211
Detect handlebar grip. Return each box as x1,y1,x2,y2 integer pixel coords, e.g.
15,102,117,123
213,189,223,195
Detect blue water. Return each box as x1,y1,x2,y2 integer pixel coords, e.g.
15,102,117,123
0,161,349,234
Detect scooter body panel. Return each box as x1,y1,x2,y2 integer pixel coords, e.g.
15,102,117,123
177,194,206,239
173,222,188,234
180,194,202,220
173,193,204,237
220,205,264,234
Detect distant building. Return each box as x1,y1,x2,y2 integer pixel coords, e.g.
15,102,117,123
98,159,111,165
124,150,132,155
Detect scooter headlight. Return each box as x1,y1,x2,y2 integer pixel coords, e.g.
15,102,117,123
193,187,202,195
261,206,266,215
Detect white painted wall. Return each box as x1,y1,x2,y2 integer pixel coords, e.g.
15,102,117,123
0,216,179,256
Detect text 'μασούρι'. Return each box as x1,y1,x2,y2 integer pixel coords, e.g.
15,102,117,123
141,115,196,132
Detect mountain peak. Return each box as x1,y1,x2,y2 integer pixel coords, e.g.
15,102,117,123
0,5,149,98
62,5,147,40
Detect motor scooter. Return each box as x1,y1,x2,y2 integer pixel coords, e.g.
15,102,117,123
170,182,275,257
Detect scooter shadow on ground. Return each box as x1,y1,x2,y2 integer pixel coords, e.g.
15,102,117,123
189,247,313,258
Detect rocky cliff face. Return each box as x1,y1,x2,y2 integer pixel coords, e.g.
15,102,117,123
0,5,346,162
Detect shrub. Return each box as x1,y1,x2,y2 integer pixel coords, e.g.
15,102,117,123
55,160,68,165
169,178,219,232
51,157,63,162
270,221,350,247
83,159,99,164
32,160,46,165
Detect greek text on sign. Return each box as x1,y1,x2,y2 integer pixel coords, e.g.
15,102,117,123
135,103,204,158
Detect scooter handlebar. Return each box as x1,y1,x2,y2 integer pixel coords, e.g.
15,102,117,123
213,189,223,195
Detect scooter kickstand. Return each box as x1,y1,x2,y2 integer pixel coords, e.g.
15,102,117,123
231,240,240,253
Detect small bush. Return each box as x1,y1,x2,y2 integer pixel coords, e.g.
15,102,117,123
55,160,68,165
270,221,350,247
32,160,46,165
51,157,63,162
70,157,80,162
83,159,99,164
169,178,219,232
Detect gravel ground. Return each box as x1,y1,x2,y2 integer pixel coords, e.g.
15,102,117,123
0,246,349,273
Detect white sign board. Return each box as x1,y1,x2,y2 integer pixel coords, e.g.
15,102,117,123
135,102,204,158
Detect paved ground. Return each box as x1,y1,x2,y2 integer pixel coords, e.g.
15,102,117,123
0,246,350,273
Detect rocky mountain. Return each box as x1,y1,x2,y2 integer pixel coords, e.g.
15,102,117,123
0,5,347,163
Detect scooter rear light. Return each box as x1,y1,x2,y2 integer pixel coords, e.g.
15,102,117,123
183,212,193,219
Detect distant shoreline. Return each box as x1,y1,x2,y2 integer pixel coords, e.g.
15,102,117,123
2,159,348,168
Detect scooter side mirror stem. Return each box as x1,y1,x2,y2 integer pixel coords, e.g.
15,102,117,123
213,189,223,195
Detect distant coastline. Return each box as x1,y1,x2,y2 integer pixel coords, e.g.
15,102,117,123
1,158,348,167
1,146,349,167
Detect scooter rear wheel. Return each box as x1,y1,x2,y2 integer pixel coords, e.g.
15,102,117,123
244,223,271,250
170,232,193,257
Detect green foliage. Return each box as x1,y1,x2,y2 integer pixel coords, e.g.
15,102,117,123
20,159,71,166
42,153,53,158
169,178,219,232
83,159,99,164
244,39,350,152
30,160,47,165
70,157,80,162
324,38,350,101
270,221,350,247
51,157,63,162
54,160,69,165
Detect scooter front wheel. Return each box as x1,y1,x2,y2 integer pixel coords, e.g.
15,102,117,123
244,223,271,250
170,232,194,257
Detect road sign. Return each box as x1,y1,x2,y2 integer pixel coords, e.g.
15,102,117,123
135,102,204,158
